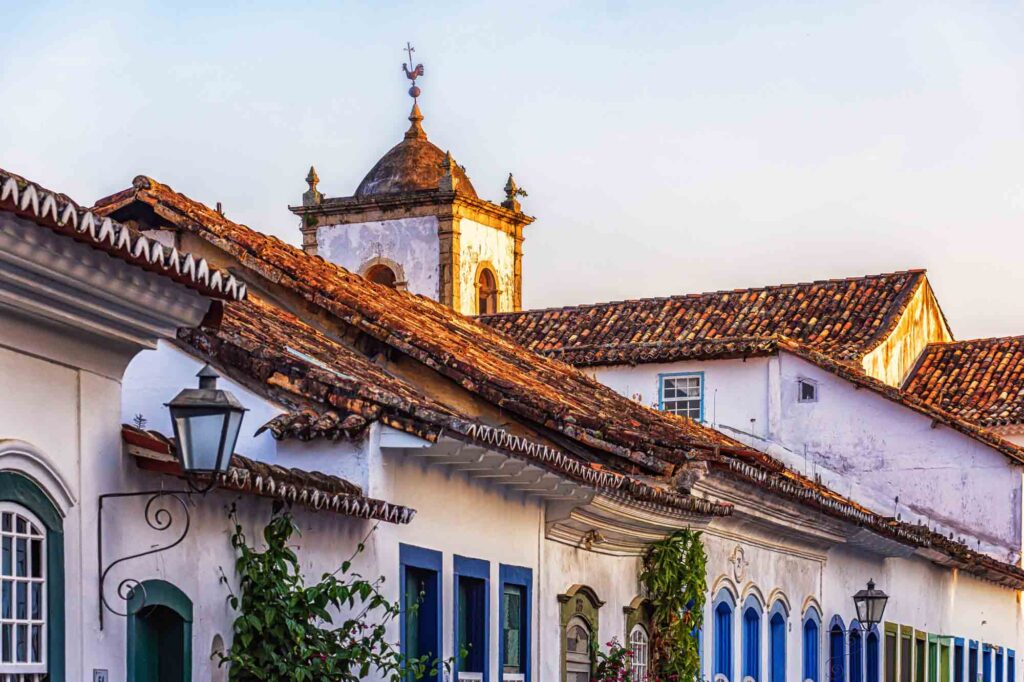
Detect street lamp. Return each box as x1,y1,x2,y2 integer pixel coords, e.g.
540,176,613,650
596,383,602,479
166,364,248,481
853,579,889,629
99,363,248,627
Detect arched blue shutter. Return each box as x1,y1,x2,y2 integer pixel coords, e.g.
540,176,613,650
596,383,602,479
743,607,762,682
770,613,787,682
850,628,863,682
831,624,847,682
714,593,735,682
804,616,820,682
866,631,880,682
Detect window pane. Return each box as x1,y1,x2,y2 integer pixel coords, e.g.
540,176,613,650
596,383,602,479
30,540,41,579
30,624,41,663
503,585,523,673
1,623,10,662
15,583,26,620
2,582,9,619
31,583,41,620
15,539,26,577
0,514,9,533
16,623,27,662
1,537,9,575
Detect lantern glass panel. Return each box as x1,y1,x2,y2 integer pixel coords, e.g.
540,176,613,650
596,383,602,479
866,596,888,626
173,408,228,473
222,409,244,467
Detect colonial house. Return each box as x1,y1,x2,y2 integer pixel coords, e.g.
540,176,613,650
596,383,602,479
1,64,1021,682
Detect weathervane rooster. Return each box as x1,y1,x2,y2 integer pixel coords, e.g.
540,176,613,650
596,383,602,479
402,41,424,99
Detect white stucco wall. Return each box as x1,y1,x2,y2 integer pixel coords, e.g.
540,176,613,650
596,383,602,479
592,357,771,439
316,216,440,299
775,353,1023,563
458,219,515,315
591,353,1023,564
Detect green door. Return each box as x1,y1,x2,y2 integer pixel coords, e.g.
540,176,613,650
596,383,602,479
127,580,193,682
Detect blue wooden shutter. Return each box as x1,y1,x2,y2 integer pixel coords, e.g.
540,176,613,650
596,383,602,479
831,626,847,682
770,613,786,682
715,601,734,681
805,618,820,682
743,608,761,682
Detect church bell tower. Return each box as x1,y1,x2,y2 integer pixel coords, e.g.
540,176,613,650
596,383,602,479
289,44,534,315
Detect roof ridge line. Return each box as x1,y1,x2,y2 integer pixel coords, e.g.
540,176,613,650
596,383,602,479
479,268,929,319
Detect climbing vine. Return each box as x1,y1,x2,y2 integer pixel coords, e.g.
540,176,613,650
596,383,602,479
640,528,707,682
217,504,441,681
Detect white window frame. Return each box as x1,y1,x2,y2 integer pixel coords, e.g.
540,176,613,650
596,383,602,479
630,623,650,681
0,502,47,677
797,378,819,403
659,372,704,421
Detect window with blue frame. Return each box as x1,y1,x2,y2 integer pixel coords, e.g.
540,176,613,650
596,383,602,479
996,649,1004,682
830,617,847,682
659,372,704,421
454,556,489,682
850,624,863,682
400,544,443,682
769,601,788,682
970,642,979,682
742,596,763,682
713,589,735,682
983,646,993,682
954,640,965,682
804,608,822,682
866,629,880,682
1007,650,1015,682
499,564,532,682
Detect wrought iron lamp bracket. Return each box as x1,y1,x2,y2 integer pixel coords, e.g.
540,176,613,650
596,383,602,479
97,487,205,629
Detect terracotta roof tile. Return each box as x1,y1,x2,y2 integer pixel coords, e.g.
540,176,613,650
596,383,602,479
94,178,1024,587
904,336,1024,427
479,271,926,366
122,424,416,524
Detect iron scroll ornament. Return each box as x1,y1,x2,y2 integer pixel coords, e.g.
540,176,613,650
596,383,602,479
97,489,193,629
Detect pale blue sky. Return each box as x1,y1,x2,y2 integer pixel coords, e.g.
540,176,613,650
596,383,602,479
3,1,1023,338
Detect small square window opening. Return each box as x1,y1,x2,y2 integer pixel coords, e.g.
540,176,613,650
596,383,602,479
798,379,818,403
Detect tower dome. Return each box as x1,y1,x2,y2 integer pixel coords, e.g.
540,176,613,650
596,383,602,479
354,102,477,198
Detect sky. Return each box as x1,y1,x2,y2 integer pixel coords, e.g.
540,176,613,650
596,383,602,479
2,1,1023,338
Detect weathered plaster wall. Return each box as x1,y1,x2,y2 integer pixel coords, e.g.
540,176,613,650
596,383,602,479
591,357,771,439
316,216,440,299
862,281,953,387
458,218,515,315
539,540,644,681
776,353,1023,563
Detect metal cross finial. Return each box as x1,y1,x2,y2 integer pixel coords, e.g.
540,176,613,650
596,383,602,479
404,41,415,67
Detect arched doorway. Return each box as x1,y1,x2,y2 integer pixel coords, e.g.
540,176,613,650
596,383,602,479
127,580,193,682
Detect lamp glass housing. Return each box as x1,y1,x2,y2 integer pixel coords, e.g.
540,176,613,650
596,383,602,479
853,580,889,628
165,364,247,477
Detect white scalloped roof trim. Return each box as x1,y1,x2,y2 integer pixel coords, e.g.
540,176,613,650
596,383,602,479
0,171,246,301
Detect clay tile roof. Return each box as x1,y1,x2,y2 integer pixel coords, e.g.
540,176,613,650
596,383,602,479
479,270,927,366
0,167,246,301
121,424,417,524
94,176,742,470
904,336,1024,427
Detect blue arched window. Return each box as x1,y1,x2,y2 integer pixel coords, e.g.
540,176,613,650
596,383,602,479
866,628,880,682
714,589,736,682
743,596,763,682
849,622,864,682
804,608,822,682
769,601,788,682
830,616,847,682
